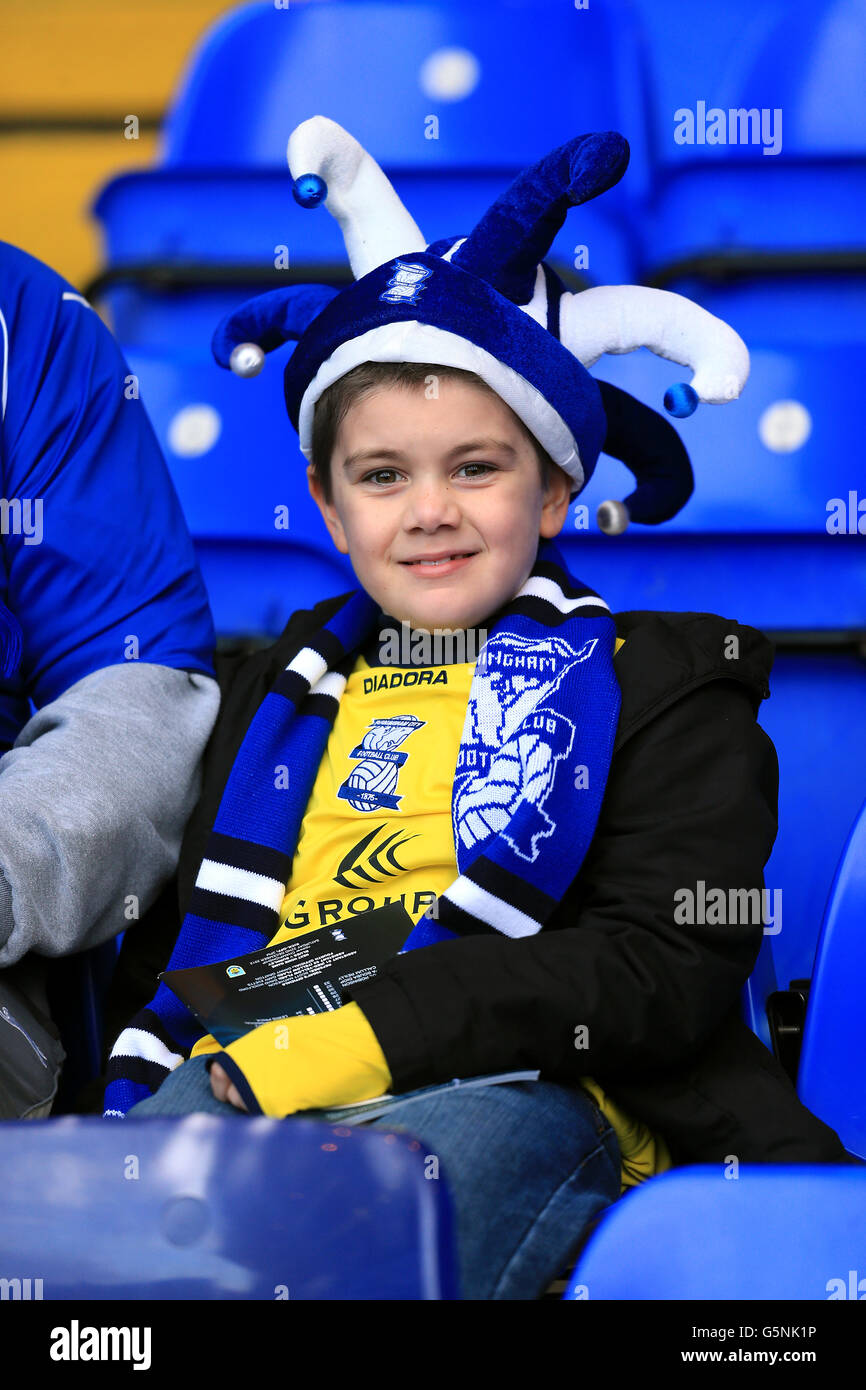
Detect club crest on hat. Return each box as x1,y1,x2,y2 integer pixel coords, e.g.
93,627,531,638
379,259,433,306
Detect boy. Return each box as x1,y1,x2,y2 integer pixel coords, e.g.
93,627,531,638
104,119,851,1299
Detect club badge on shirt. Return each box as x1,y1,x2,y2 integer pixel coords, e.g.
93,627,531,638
337,715,426,811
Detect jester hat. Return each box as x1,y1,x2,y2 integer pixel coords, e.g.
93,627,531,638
212,115,749,533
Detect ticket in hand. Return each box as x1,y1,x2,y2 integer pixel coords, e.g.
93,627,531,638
159,901,414,1045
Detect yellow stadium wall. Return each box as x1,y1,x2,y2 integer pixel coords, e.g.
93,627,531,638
0,0,239,290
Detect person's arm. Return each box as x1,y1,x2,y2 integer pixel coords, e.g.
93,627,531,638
0,245,219,962
206,1003,392,1116
0,662,219,966
343,679,779,1091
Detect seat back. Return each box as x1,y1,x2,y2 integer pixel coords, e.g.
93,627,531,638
161,0,649,179
566,1164,866,1299
631,0,866,165
0,1114,458,1299
628,0,866,265
797,795,866,1159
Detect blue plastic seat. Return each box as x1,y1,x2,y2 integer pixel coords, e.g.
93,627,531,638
0,1114,457,1299
619,0,866,615
161,0,650,183
598,277,866,565
629,0,866,264
564,1164,866,1299
797,795,866,1160
644,162,866,270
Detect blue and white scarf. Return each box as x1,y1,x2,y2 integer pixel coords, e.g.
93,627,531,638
104,537,621,1117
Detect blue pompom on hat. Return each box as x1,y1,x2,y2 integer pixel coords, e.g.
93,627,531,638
213,115,750,533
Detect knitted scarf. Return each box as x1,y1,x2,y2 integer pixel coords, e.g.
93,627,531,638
104,537,621,1117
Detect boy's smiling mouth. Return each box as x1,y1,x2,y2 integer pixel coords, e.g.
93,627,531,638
399,550,478,573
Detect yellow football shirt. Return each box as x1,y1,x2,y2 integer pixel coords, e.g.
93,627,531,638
273,641,475,941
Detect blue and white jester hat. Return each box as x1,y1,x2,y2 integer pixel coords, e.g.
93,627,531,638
212,116,749,533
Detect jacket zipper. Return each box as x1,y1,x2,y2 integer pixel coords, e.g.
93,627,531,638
0,1004,50,1068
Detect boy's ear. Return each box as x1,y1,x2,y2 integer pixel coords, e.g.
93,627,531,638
306,463,349,555
538,461,574,539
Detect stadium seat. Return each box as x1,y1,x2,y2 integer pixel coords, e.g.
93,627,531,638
630,0,866,264
0,1114,458,1299
564,1164,866,1299
796,795,866,1160
160,0,651,198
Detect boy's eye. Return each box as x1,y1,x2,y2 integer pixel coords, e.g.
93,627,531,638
453,461,494,478
361,469,400,486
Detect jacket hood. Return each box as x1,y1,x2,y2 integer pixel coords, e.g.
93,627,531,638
611,610,774,752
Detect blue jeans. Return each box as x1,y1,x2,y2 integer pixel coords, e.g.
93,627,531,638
129,1057,622,1300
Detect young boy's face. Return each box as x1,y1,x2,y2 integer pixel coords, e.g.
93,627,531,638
306,376,572,632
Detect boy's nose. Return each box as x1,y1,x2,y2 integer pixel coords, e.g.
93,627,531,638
400,480,463,526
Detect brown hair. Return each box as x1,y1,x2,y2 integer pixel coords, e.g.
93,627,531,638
309,361,559,506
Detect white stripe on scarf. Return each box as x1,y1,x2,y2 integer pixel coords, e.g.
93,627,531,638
289,645,330,683
444,877,542,938
197,860,287,909
109,1027,185,1072
521,576,611,614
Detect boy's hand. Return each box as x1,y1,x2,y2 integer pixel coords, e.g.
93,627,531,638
204,1001,393,1116
209,1061,247,1110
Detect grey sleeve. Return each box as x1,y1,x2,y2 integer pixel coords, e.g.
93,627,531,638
0,662,221,966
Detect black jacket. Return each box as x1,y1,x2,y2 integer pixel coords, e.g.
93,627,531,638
99,595,853,1166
